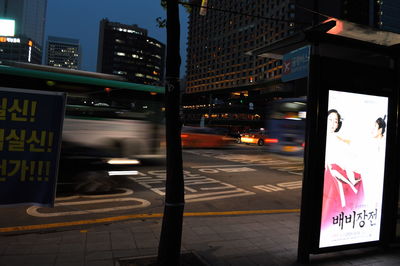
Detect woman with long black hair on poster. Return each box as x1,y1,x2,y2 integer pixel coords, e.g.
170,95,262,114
320,109,365,231
319,91,389,248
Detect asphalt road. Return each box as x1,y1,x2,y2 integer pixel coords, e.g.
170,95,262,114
0,144,304,233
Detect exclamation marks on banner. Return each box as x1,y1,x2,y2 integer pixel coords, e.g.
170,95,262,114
0,160,6,182
29,161,51,182
29,101,37,122
29,161,36,181
37,161,43,181
45,161,50,182
46,132,53,152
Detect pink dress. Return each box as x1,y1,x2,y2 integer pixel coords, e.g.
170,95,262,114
321,163,364,229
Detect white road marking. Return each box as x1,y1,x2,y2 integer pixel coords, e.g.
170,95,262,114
254,181,303,193
185,189,255,202
184,186,198,192
191,164,271,168
129,170,255,202
27,197,151,217
288,171,303,176
277,181,303,190
197,168,220,173
185,150,304,176
269,166,304,170
197,167,256,173
56,188,134,201
218,167,256,173
108,170,139,176
254,185,285,192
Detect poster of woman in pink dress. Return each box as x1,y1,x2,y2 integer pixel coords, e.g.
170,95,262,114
319,90,388,248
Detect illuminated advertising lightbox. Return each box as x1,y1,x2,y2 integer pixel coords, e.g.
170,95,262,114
319,90,388,248
0,19,15,36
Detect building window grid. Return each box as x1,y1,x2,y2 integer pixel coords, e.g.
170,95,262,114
186,0,291,92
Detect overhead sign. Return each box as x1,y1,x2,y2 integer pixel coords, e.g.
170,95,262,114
0,18,15,36
281,45,310,82
0,87,66,207
319,90,388,248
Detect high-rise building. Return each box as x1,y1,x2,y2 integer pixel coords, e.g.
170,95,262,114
186,0,308,96
0,0,47,64
297,0,400,33
184,0,303,129
373,0,400,33
183,0,400,129
97,19,165,85
45,36,81,70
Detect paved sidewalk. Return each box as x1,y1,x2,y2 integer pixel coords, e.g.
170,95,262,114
1,212,400,266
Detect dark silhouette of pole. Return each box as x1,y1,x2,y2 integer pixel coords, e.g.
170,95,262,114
157,0,185,265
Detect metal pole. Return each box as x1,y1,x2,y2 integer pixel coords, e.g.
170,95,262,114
157,0,185,265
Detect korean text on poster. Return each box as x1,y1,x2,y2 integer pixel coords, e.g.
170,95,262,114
0,87,66,207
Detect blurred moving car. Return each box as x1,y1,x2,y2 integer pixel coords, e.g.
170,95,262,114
239,129,278,146
181,126,234,148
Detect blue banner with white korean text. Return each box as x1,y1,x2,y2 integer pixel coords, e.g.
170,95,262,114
0,87,66,207
281,45,310,82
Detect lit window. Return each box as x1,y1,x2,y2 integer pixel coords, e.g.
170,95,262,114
145,75,160,81
116,52,125,56
113,70,127,75
146,39,162,48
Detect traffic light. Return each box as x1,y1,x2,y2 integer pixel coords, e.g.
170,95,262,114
240,93,245,104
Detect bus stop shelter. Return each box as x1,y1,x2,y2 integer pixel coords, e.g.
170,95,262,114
249,19,400,263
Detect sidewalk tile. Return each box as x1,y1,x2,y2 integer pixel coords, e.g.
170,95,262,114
86,242,111,252
59,243,85,253
85,250,113,261
112,248,141,258
1,213,400,266
85,259,114,266
56,252,85,263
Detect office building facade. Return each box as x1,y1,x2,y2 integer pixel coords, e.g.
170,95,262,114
374,0,400,33
45,36,81,69
300,0,400,33
183,0,400,129
186,0,298,95
0,0,47,64
184,0,303,129
97,19,165,85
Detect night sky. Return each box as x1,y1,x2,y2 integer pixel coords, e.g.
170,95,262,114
45,0,189,76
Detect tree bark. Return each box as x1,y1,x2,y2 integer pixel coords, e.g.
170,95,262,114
157,0,185,265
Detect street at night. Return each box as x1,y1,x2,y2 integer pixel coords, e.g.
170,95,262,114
2,0,400,265
0,144,303,230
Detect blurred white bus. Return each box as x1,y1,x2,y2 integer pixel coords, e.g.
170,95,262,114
0,61,165,163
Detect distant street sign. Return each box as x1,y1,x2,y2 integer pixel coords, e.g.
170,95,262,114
0,87,66,207
281,45,310,82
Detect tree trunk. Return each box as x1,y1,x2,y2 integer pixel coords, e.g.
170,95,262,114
157,0,184,265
